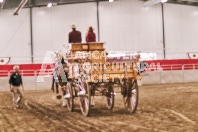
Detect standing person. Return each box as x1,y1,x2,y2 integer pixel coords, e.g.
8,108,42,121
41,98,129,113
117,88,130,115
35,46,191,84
9,66,24,109
68,24,82,43
86,26,96,42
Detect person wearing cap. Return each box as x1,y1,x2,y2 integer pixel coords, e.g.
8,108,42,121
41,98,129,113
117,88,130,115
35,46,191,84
86,26,96,42
69,24,82,43
9,66,24,109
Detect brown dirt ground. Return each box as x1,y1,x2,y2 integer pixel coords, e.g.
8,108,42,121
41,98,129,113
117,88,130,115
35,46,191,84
0,83,198,132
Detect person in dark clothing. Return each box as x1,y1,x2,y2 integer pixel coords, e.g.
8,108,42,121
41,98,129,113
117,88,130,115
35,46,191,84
69,24,82,43
86,26,96,42
9,66,24,109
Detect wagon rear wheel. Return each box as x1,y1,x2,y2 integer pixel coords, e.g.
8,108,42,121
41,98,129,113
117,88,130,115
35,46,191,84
106,83,114,110
123,79,138,114
79,79,91,117
65,82,73,112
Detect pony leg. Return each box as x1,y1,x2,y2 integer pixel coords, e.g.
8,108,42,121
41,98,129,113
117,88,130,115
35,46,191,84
61,86,66,96
61,86,67,107
51,76,55,92
56,83,62,99
55,82,59,94
91,96,95,106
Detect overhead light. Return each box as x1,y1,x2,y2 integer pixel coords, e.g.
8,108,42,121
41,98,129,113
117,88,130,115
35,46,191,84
161,0,168,3
47,3,52,8
109,0,114,2
0,0,3,3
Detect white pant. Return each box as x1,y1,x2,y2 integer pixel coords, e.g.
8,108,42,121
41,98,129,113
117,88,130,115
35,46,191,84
11,86,23,106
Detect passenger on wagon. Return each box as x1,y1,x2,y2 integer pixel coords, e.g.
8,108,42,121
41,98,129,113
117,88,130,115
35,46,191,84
68,24,82,43
86,26,96,42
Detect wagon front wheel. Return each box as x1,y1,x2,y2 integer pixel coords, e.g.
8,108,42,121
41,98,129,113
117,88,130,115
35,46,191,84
106,83,114,110
79,80,91,117
65,82,73,112
123,79,138,114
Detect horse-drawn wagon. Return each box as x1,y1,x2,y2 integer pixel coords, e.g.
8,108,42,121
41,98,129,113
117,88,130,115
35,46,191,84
57,42,144,116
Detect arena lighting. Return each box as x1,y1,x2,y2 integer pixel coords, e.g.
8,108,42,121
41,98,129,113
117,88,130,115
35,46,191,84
109,0,114,2
47,3,52,7
0,0,3,3
161,0,168,3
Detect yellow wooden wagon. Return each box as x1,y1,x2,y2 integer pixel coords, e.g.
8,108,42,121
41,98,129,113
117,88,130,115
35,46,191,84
64,42,143,116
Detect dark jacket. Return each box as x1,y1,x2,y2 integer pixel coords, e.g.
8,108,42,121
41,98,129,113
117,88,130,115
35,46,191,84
9,72,22,86
69,30,82,43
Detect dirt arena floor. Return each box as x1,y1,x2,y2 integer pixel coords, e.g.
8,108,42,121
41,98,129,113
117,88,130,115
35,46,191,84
0,83,197,132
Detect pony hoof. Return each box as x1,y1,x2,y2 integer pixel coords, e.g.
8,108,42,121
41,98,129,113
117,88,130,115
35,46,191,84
56,95,62,99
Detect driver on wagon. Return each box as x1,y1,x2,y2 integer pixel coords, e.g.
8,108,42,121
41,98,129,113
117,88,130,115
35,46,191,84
69,24,82,43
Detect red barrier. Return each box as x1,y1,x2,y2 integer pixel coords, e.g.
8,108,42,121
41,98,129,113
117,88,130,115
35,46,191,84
145,59,198,65
144,59,198,71
0,63,55,77
0,59,198,77
0,63,55,71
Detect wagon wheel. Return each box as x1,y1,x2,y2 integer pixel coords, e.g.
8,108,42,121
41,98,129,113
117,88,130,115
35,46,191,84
123,79,138,114
65,82,73,112
79,78,91,117
106,83,114,110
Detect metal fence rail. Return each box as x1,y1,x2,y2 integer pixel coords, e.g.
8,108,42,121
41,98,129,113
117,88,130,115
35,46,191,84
0,69,53,77
1,63,198,77
144,63,198,71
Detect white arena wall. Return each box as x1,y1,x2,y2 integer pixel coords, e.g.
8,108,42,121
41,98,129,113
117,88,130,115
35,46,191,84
1,70,198,91
141,70,198,85
0,0,198,63
164,4,198,59
0,9,31,64
99,0,163,58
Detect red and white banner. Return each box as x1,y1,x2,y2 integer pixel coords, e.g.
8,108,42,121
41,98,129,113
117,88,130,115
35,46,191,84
0,57,11,65
188,53,198,59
